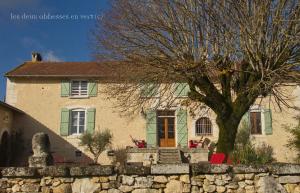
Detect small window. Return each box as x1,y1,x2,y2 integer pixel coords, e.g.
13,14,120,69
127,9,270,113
71,80,88,97
70,109,86,135
195,117,212,135
250,111,262,134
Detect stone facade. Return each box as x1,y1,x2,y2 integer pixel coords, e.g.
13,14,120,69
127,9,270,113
5,75,300,164
1,163,300,192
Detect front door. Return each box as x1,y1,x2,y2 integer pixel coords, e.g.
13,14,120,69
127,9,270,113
157,110,175,147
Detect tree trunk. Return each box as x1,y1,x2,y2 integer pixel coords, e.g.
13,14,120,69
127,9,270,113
216,117,240,157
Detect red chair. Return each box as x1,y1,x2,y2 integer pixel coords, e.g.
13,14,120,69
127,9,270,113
189,140,198,148
209,153,226,164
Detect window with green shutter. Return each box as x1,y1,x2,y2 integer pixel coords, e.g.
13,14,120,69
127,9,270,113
264,109,273,135
60,108,70,136
174,83,190,97
176,109,188,147
87,108,96,134
146,110,157,147
61,81,70,97
88,82,98,97
141,84,159,97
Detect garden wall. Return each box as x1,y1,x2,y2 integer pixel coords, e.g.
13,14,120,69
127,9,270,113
1,163,300,193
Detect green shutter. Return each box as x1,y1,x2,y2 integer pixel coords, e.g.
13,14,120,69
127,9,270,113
177,109,188,147
174,83,190,97
61,81,70,97
88,82,98,97
141,84,159,97
87,108,96,134
146,110,157,147
60,108,70,136
264,109,273,135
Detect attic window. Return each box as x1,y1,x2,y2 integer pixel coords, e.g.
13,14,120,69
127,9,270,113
71,80,88,97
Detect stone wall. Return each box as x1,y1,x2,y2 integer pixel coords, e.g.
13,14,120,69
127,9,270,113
1,163,300,193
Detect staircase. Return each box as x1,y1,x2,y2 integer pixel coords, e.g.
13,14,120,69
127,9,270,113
158,149,182,164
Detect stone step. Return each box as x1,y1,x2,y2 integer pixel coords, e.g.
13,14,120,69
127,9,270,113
158,149,182,164
158,155,180,159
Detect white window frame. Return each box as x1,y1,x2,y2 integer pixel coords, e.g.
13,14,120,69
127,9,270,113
195,117,213,136
70,109,86,135
70,80,88,98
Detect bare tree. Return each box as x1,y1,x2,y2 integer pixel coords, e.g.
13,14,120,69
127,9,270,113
94,0,300,155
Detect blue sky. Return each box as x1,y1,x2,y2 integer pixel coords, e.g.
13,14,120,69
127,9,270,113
0,0,110,100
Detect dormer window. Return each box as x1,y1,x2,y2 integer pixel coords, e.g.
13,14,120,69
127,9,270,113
71,80,88,97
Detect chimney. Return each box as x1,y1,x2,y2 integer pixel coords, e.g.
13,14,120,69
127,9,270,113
31,52,42,62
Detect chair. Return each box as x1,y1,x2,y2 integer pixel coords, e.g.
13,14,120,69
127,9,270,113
209,153,226,164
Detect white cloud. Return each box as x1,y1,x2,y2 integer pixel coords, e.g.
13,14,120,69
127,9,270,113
43,51,63,62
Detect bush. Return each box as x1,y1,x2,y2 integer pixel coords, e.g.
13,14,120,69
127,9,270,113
231,120,275,164
285,117,300,162
231,142,275,164
235,120,250,146
79,129,113,164
112,147,128,172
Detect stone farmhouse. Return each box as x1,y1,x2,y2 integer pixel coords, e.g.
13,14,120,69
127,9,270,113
4,53,300,164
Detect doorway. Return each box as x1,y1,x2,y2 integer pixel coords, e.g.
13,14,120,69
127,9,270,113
157,110,175,147
0,131,9,166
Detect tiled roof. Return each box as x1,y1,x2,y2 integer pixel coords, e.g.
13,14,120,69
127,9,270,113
5,61,125,78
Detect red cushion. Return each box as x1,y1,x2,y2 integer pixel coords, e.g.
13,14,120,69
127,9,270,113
210,153,226,164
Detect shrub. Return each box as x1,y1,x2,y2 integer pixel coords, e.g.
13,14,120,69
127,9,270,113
285,117,300,162
235,120,250,146
231,142,275,164
79,129,113,164
231,121,275,164
112,147,128,172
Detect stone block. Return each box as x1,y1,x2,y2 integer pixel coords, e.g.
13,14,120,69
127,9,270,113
125,164,151,175
1,167,36,177
191,163,229,174
38,166,69,177
70,165,113,176
151,164,189,174
153,176,168,183
20,183,40,192
279,176,300,184
72,178,100,193
269,163,300,175
52,184,72,193
132,189,159,193
134,177,153,188
122,175,135,186
232,165,268,174
164,180,183,193
180,174,190,183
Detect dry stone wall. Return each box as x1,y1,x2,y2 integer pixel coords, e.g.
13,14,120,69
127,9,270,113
1,163,300,193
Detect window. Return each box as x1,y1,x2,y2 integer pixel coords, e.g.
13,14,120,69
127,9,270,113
250,111,262,134
195,117,212,135
71,80,88,97
70,109,86,135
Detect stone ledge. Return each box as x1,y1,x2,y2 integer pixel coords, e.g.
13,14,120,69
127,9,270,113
125,164,151,175
126,148,158,153
69,165,113,176
151,164,189,174
1,167,37,177
232,165,269,174
180,148,208,153
268,163,300,175
191,163,229,174
37,166,69,177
